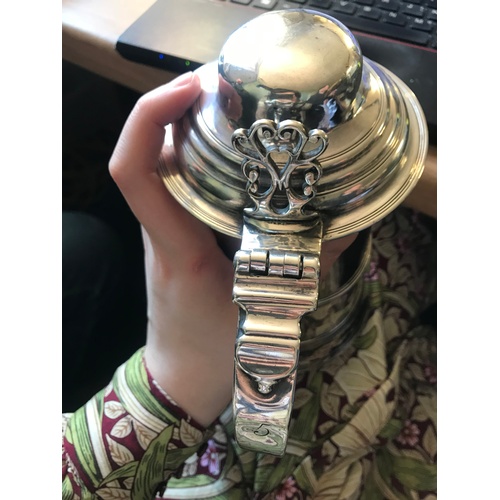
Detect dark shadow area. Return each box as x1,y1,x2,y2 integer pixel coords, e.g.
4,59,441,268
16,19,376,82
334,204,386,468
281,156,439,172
62,61,147,412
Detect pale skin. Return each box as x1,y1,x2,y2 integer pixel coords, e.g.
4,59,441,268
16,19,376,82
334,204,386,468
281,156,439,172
109,71,357,427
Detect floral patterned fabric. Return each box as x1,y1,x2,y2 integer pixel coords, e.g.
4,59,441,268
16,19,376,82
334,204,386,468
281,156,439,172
62,207,437,500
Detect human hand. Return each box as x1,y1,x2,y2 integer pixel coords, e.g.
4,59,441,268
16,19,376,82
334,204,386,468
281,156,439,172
109,71,358,427
110,72,239,425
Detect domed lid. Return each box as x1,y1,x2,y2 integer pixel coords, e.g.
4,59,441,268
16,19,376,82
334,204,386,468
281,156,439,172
159,9,428,456
160,9,427,240
218,9,364,130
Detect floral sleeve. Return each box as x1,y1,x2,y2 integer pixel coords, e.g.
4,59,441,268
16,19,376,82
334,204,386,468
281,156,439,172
62,348,214,500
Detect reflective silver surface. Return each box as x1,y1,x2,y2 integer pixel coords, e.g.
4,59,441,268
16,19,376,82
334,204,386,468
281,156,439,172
299,229,372,369
219,9,363,130
159,9,428,455
233,218,322,455
160,11,427,240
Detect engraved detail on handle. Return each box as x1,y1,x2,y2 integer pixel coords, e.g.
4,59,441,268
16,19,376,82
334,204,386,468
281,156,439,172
232,220,323,455
231,118,328,455
231,119,328,220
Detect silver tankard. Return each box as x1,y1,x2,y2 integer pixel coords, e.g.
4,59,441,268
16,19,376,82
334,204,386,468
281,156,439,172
159,9,427,456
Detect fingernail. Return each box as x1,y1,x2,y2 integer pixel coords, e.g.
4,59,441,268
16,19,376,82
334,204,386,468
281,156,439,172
171,71,195,88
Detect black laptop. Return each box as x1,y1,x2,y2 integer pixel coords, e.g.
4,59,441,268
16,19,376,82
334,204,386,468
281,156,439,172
116,0,437,143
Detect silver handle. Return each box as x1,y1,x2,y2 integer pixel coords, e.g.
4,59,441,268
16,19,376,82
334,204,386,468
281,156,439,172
230,119,328,455
232,219,323,455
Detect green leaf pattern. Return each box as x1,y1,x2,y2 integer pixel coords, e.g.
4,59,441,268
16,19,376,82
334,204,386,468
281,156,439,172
62,208,436,499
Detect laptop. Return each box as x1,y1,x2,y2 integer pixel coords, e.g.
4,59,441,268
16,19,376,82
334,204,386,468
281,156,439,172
116,0,437,144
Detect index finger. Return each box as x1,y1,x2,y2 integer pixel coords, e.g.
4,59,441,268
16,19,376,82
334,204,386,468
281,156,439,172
109,72,215,251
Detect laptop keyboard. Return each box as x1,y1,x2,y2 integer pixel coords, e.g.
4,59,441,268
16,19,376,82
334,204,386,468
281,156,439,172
229,0,437,50
116,0,437,142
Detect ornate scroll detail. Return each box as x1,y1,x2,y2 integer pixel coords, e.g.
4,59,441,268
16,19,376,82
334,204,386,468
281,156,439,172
231,119,328,219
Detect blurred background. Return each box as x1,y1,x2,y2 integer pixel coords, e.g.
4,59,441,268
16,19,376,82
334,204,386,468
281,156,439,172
62,61,147,412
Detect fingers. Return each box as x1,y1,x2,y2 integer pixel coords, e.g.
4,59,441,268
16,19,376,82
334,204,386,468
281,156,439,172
110,72,199,181
109,72,221,258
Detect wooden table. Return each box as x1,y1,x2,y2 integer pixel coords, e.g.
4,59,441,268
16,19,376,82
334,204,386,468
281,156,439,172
62,0,436,218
